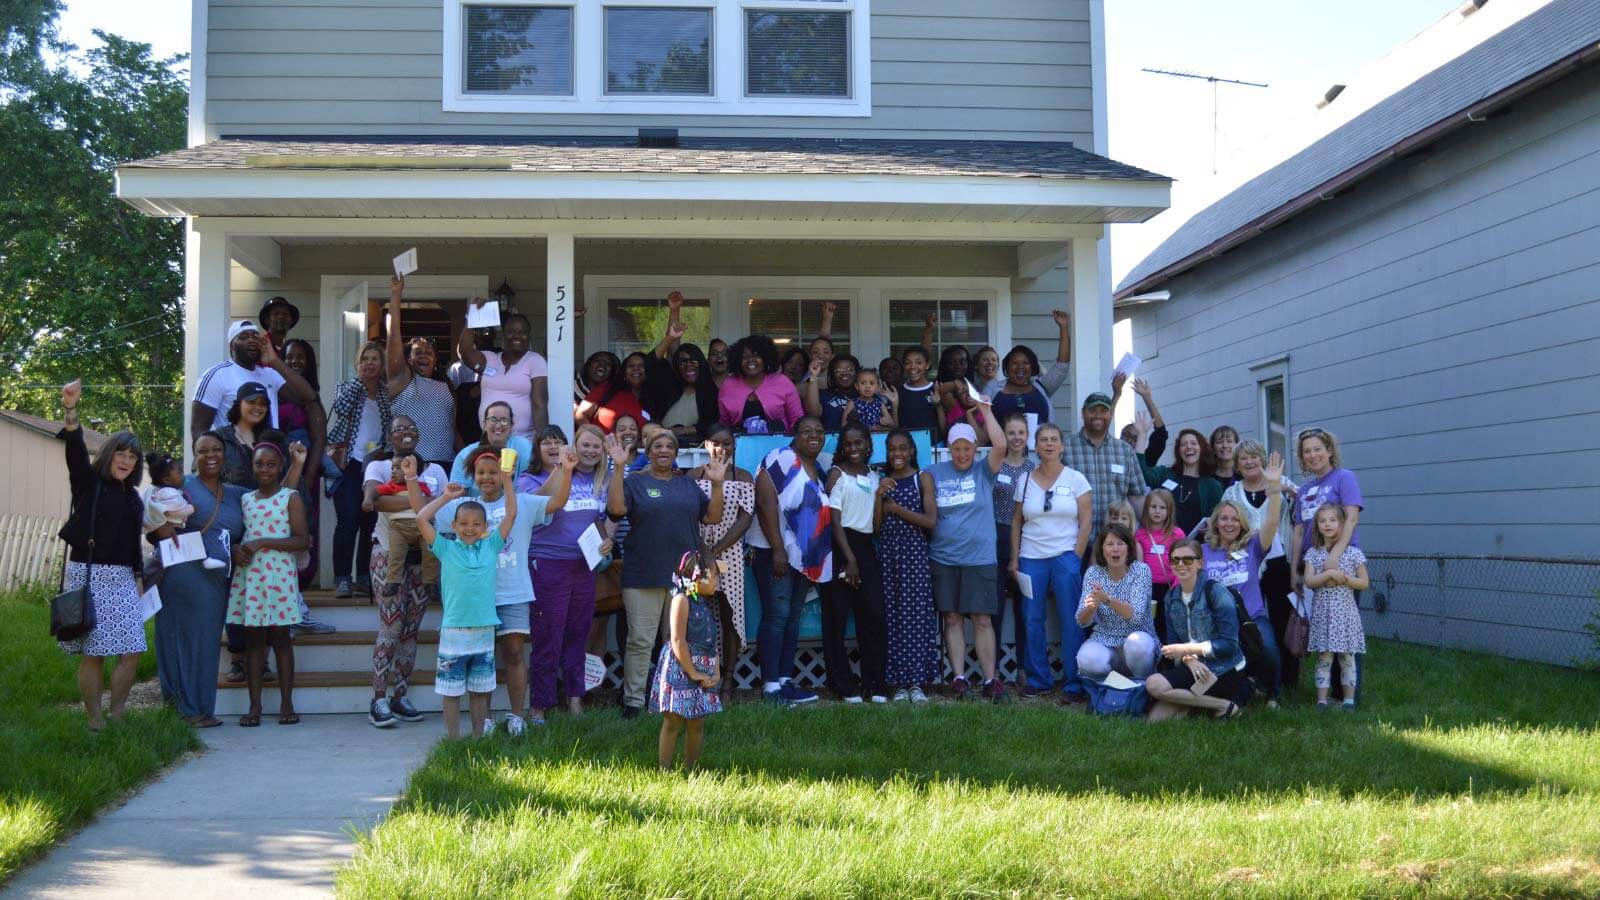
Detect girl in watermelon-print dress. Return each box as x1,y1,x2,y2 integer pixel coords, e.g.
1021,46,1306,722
226,440,310,726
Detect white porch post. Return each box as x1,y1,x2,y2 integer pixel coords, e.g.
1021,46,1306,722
1069,231,1108,408
184,220,229,464
545,231,576,440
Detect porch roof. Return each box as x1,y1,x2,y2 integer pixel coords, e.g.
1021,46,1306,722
115,136,1170,228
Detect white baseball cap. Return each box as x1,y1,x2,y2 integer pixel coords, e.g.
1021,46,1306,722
227,320,261,342
947,423,978,446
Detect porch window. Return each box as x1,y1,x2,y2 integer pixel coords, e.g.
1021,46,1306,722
745,8,850,97
462,4,575,96
604,7,713,95
607,296,712,358
887,299,989,367
1260,376,1287,463
746,297,851,358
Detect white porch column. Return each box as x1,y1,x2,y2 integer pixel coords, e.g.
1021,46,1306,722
184,220,229,463
1069,231,1109,408
545,231,576,440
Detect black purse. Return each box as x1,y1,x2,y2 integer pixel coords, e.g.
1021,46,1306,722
50,484,100,641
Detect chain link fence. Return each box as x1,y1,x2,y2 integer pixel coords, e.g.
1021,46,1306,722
1363,554,1600,668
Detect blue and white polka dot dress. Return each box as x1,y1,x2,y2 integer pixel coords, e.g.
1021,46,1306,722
881,474,941,687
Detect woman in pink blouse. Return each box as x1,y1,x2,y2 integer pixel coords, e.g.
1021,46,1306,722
718,335,804,435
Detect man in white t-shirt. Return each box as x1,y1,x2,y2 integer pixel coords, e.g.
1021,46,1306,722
190,319,318,436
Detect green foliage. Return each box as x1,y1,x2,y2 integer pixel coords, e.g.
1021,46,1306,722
0,5,188,450
343,641,1600,897
0,588,196,883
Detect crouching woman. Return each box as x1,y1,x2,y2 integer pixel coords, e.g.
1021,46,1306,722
1145,539,1248,720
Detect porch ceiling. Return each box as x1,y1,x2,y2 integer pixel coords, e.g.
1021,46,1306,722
114,136,1171,228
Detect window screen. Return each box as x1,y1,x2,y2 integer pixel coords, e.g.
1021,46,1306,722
1261,378,1287,464
887,299,989,367
745,10,849,97
607,297,712,358
463,6,574,95
746,298,850,359
605,7,712,95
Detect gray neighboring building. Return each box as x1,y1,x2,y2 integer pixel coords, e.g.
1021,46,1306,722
1115,0,1600,666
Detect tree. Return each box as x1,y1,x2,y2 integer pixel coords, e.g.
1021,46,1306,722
0,2,188,450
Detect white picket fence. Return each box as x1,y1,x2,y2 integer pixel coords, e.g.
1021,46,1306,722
0,514,66,591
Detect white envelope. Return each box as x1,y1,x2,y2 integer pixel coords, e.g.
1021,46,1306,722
1014,570,1034,600
466,300,502,329
577,522,606,571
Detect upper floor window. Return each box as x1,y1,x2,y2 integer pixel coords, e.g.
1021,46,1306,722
444,0,870,116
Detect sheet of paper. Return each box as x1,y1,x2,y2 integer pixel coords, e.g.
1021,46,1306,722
1296,587,1315,618
392,247,418,277
577,522,606,571
159,531,207,568
583,654,607,692
1113,352,1142,380
1025,412,1039,449
964,379,990,405
139,585,162,622
466,300,502,330
1101,670,1139,691
1014,570,1033,600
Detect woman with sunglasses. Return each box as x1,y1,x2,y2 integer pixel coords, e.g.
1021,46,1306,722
1009,422,1094,701
1145,538,1249,720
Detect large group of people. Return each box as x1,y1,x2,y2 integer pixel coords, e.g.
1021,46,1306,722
53,283,1370,750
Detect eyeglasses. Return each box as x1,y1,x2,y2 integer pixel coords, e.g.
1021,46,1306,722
1170,556,1199,566
484,416,512,427
391,425,419,435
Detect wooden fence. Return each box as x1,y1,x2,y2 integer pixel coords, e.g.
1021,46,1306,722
0,514,65,591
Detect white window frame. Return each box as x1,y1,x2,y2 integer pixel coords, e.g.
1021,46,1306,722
1249,354,1291,472
443,0,871,116
582,275,1009,364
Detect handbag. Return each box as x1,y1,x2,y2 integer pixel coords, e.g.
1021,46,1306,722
50,484,101,641
1284,590,1311,658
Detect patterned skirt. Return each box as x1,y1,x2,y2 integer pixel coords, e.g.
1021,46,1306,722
648,646,722,719
58,562,147,657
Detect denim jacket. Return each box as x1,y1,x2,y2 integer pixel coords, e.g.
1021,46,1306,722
1163,575,1245,675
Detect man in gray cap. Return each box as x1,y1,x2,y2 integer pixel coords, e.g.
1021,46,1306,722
191,319,318,437
1059,391,1145,535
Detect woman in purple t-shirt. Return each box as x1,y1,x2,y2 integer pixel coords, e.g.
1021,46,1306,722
1200,452,1285,701
1289,428,1364,594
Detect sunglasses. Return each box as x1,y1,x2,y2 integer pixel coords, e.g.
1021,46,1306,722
1170,556,1200,566
1043,488,1055,513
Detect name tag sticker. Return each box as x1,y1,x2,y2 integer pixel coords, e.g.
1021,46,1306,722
996,474,1012,485
1149,544,1165,555
1222,569,1249,587
482,367,498,377
1230,549,1248,561
1110,464,1126,475
1161,479,1178,491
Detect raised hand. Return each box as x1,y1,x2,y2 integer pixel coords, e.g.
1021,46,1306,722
1132,377,1153,401
257,332,281,367
1051,309,1071,330
604,432,631,468
390,275,404,296
808,357,826,380
399,454,418,479
289,441,308,465
560,447,580,471
1134,410,1153,437
667,290,684,310
821,300,837,316
442,481,466,499
924,312,937,329
1111,370,1128,398
61,379,82,408
470,295,488,309
573,305,587,319
667,321,687,341
1264,451,1285,485
703,444,728,481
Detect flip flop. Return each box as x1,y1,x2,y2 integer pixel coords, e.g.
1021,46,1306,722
1213,701,1241,720
278,712,301,725
194,716,225,729
239,713,261,727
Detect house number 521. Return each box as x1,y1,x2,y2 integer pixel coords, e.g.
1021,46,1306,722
553,285,568,342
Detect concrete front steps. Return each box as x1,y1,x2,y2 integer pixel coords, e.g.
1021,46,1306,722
214,589,516,716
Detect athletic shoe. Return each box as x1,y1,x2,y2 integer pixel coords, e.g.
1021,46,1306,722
779,681,818,704
389,695,424,722
843,695,864,704
353,578,374,597
1340,700,1357,711
480,719,495,736
292,616,336,635
891,688,911,703
620,704,642,719
225,661,246,683
368,698,396,729
335,577,353,599
1019,684,1050,698
909,686,929,704
1059,692,1087,707
529,713,547,726
503,713,526,736
950,676,971,700
869,695,889,704
763,689,795,708
982,678,1009,703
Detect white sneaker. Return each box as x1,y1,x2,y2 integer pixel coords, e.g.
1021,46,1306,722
503,713,526,737
892,688,910,703
909,686,929,704
843,695,864,704
870,695,889,704
481,718,496,736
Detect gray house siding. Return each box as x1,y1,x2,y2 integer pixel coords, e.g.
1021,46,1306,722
204,0,1094,143
1118,64,1600,666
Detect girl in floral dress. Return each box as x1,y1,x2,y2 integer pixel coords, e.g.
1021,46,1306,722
651,551,724,770
694,424,755,703
227,441,310,726
876,430,941,702
1304,502,1369,711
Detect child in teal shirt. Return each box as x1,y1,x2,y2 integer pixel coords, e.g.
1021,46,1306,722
405,456,518,739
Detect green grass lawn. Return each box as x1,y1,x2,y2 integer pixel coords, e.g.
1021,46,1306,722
343,639,1600,898
0,586,197,883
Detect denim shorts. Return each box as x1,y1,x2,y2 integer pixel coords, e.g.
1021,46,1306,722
495,601,531,636
435,626,497,696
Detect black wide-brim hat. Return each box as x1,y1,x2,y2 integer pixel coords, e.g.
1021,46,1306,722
258,296,301,329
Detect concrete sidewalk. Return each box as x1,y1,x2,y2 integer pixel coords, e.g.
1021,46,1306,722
4,715,440,899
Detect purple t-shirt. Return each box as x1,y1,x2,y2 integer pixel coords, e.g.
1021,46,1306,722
1292,467,1363,548
518,468,608,562
1203,535,1267,619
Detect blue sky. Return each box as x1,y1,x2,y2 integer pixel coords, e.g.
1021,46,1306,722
59,0,1466,277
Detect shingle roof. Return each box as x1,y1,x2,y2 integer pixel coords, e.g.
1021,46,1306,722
1117,0,1600,296
121,136,1168,183
0,409,109,453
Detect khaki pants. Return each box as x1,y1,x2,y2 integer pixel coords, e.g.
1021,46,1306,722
621,587,671,708
383,516,440,587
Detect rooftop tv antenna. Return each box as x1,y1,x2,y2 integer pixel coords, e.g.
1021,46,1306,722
1142,67,1269,174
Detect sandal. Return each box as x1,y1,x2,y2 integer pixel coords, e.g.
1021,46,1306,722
239,713,262,727
278,712,301,725
1213,701,1241,720
194,716,224,729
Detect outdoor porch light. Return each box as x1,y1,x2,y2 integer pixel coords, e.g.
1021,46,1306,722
492,277,516,310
